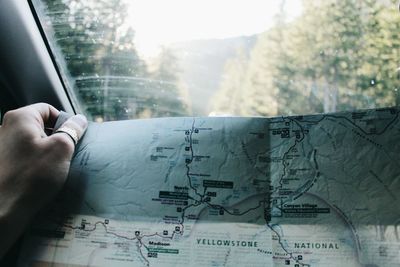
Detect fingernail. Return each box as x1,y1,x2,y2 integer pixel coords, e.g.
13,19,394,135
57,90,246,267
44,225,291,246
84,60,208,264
70,114,88,129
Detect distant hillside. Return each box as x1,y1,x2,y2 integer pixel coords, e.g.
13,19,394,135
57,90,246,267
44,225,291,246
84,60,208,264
169,35,257,115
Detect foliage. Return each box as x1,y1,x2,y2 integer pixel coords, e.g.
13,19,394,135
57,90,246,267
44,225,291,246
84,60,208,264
212,0,400,116
41,0,188,120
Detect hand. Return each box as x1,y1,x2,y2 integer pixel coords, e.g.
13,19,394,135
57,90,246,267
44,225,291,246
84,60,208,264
0,103,88,258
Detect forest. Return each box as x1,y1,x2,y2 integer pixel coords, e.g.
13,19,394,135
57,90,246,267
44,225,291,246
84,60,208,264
42,0,189,121
40,0,400,120
212,0,400,116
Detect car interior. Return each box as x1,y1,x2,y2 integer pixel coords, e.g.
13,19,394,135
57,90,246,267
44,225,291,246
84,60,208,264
1,0,400,266
0,0,76,118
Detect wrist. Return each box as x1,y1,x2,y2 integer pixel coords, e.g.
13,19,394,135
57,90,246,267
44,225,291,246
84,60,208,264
0,195,23,259
0,176,36,259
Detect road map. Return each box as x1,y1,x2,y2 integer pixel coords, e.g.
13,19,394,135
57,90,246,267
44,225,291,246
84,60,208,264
18,108,400,266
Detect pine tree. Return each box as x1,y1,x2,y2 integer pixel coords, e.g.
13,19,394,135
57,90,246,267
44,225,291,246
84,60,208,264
40,0,190,120
212,0,400,117
210,48,248,115
146,47,190,117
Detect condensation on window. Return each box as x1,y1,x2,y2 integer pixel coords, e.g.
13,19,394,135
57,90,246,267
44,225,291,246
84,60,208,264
32,0,400,121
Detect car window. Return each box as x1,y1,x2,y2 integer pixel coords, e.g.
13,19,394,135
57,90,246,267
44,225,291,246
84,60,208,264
31,0,400,121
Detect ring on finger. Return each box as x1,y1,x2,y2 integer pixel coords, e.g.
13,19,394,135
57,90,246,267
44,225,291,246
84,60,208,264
55,126,78,145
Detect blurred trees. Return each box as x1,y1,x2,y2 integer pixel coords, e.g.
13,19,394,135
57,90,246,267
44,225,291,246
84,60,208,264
146,47,191,117
40,0,400,119
210,48,248,115
212,0,400,116
41,0,189,120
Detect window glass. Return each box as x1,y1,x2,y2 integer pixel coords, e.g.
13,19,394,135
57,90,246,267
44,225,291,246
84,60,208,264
31,0,400,121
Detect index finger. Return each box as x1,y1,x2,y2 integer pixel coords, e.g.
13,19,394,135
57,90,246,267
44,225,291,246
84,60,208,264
26,103,60,129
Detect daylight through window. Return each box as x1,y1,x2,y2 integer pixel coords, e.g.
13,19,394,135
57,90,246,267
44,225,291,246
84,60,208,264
32,0,400,121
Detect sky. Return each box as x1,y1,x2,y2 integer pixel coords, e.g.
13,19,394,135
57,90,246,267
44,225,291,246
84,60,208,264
126,0,303,57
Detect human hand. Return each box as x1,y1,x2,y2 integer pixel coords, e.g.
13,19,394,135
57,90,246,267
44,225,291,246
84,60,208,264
0,103,88,258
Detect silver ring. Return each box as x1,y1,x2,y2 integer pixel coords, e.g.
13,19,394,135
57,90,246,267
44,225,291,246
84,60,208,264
55,126,78,145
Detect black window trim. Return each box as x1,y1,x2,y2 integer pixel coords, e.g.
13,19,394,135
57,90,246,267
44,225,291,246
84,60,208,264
0,0,80,114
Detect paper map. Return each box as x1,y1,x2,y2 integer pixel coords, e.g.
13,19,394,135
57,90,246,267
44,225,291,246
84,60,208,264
18,108,400,266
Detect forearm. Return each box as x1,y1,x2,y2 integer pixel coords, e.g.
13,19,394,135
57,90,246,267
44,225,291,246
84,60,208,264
0,192,29,259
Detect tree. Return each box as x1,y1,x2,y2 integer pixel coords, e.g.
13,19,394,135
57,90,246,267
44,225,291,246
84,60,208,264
142,47,190,118
210,48,248,115
41,0,189,120
212,0,400,117
359,0,400,106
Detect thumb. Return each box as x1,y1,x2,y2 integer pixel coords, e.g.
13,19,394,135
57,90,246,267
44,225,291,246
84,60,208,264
47,114,88,157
